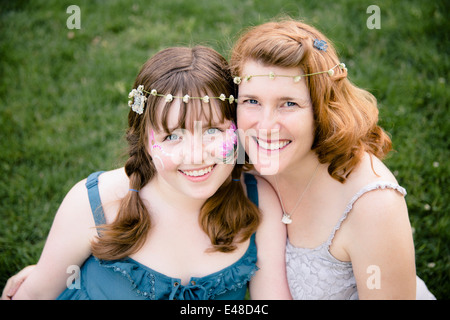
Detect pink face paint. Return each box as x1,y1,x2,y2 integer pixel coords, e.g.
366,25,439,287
220,122,238,163
150,129,174,157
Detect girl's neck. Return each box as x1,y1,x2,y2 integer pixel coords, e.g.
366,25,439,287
142,177,206,214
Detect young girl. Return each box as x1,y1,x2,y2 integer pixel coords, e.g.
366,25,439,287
8,46,290,300
231,19,435,299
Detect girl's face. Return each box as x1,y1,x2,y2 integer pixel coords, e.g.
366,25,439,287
148,99,237,200
237,60,316,175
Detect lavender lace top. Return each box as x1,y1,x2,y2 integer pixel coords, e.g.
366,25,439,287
286,181,436,300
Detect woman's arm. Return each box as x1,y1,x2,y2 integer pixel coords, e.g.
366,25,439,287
13,179,96,299
345,189,416,299
249,176,292,300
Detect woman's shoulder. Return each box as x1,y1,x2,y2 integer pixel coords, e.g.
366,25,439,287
348,152,399,189
342,153,409,234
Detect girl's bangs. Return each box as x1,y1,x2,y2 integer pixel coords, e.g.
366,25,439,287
152,89,229,134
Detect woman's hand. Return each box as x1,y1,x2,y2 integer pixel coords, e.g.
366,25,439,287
1,265,36,300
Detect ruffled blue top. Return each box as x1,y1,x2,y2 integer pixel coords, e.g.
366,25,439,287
57,172,260,300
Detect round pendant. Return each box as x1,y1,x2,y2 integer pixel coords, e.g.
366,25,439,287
281,213,292,224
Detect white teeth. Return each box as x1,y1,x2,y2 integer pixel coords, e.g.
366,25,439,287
181,165,214,177
256,139,290,150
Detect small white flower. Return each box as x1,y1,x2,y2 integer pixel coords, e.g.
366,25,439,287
328,69,335,76
228,95,234,104
134,105,144,115
202,95,210,103
244,76,252,82
219,94,226,101
150,89,157,96
128,85,147,114
165,94,173,102
233,77,241,84
269,72,275,79
294,76,301,82
183,94,190,103
128,89,136,99
339,63,346,69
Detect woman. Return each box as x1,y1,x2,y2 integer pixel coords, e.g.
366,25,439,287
231,19,435,299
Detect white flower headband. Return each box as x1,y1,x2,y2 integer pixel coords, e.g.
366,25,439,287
233,62,347,85
128,85,236,115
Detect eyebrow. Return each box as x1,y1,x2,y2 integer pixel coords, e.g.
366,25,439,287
163,120,225,133
239,93,311,105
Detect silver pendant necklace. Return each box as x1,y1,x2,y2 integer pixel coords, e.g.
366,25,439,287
274,163,320,224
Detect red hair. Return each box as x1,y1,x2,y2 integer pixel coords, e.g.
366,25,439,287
231,19,392,182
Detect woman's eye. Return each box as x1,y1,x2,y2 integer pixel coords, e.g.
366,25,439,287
247,99,259,105
284,101,298,107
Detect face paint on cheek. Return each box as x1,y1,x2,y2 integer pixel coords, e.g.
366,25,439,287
220,123,238,164
150,129,174,157
150,129,186,167
152,154,165,170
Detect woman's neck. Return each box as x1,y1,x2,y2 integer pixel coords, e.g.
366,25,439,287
265,154,322,189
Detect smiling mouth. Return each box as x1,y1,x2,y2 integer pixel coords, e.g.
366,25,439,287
254,137,291,151
179,164,216,177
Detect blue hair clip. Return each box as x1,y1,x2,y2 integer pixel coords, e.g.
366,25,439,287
129,189,139,193
313,39,328,52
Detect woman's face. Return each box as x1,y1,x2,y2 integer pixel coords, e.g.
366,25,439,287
148,99,237,200
236,60,316,175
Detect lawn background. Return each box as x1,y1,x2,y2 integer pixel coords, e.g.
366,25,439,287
0,0,448,299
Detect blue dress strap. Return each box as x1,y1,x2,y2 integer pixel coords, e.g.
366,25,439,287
85,171,106,232
244,173,258,207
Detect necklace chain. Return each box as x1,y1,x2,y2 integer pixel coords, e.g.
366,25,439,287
274,163,320,224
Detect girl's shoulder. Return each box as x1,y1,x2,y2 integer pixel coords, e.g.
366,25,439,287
247,173,283,220
87,168,129,223
96,168,129,197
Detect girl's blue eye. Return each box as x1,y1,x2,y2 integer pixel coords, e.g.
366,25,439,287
165,133,179,141
205,128,220,135
248,99,258,104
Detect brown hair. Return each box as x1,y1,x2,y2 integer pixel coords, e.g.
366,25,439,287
92,46,260,259
231,19,392,182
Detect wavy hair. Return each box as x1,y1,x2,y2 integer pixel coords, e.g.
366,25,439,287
231,19,392,182
92,46,260,259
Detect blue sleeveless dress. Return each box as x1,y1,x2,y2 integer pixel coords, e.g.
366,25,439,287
57,172,260,300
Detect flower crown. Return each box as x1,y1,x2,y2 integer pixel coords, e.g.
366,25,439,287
128,85,236,115
233,62,347,85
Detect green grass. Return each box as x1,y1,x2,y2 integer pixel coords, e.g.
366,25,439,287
1,0,448,299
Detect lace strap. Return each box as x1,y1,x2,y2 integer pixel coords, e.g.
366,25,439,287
325,181,407,248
